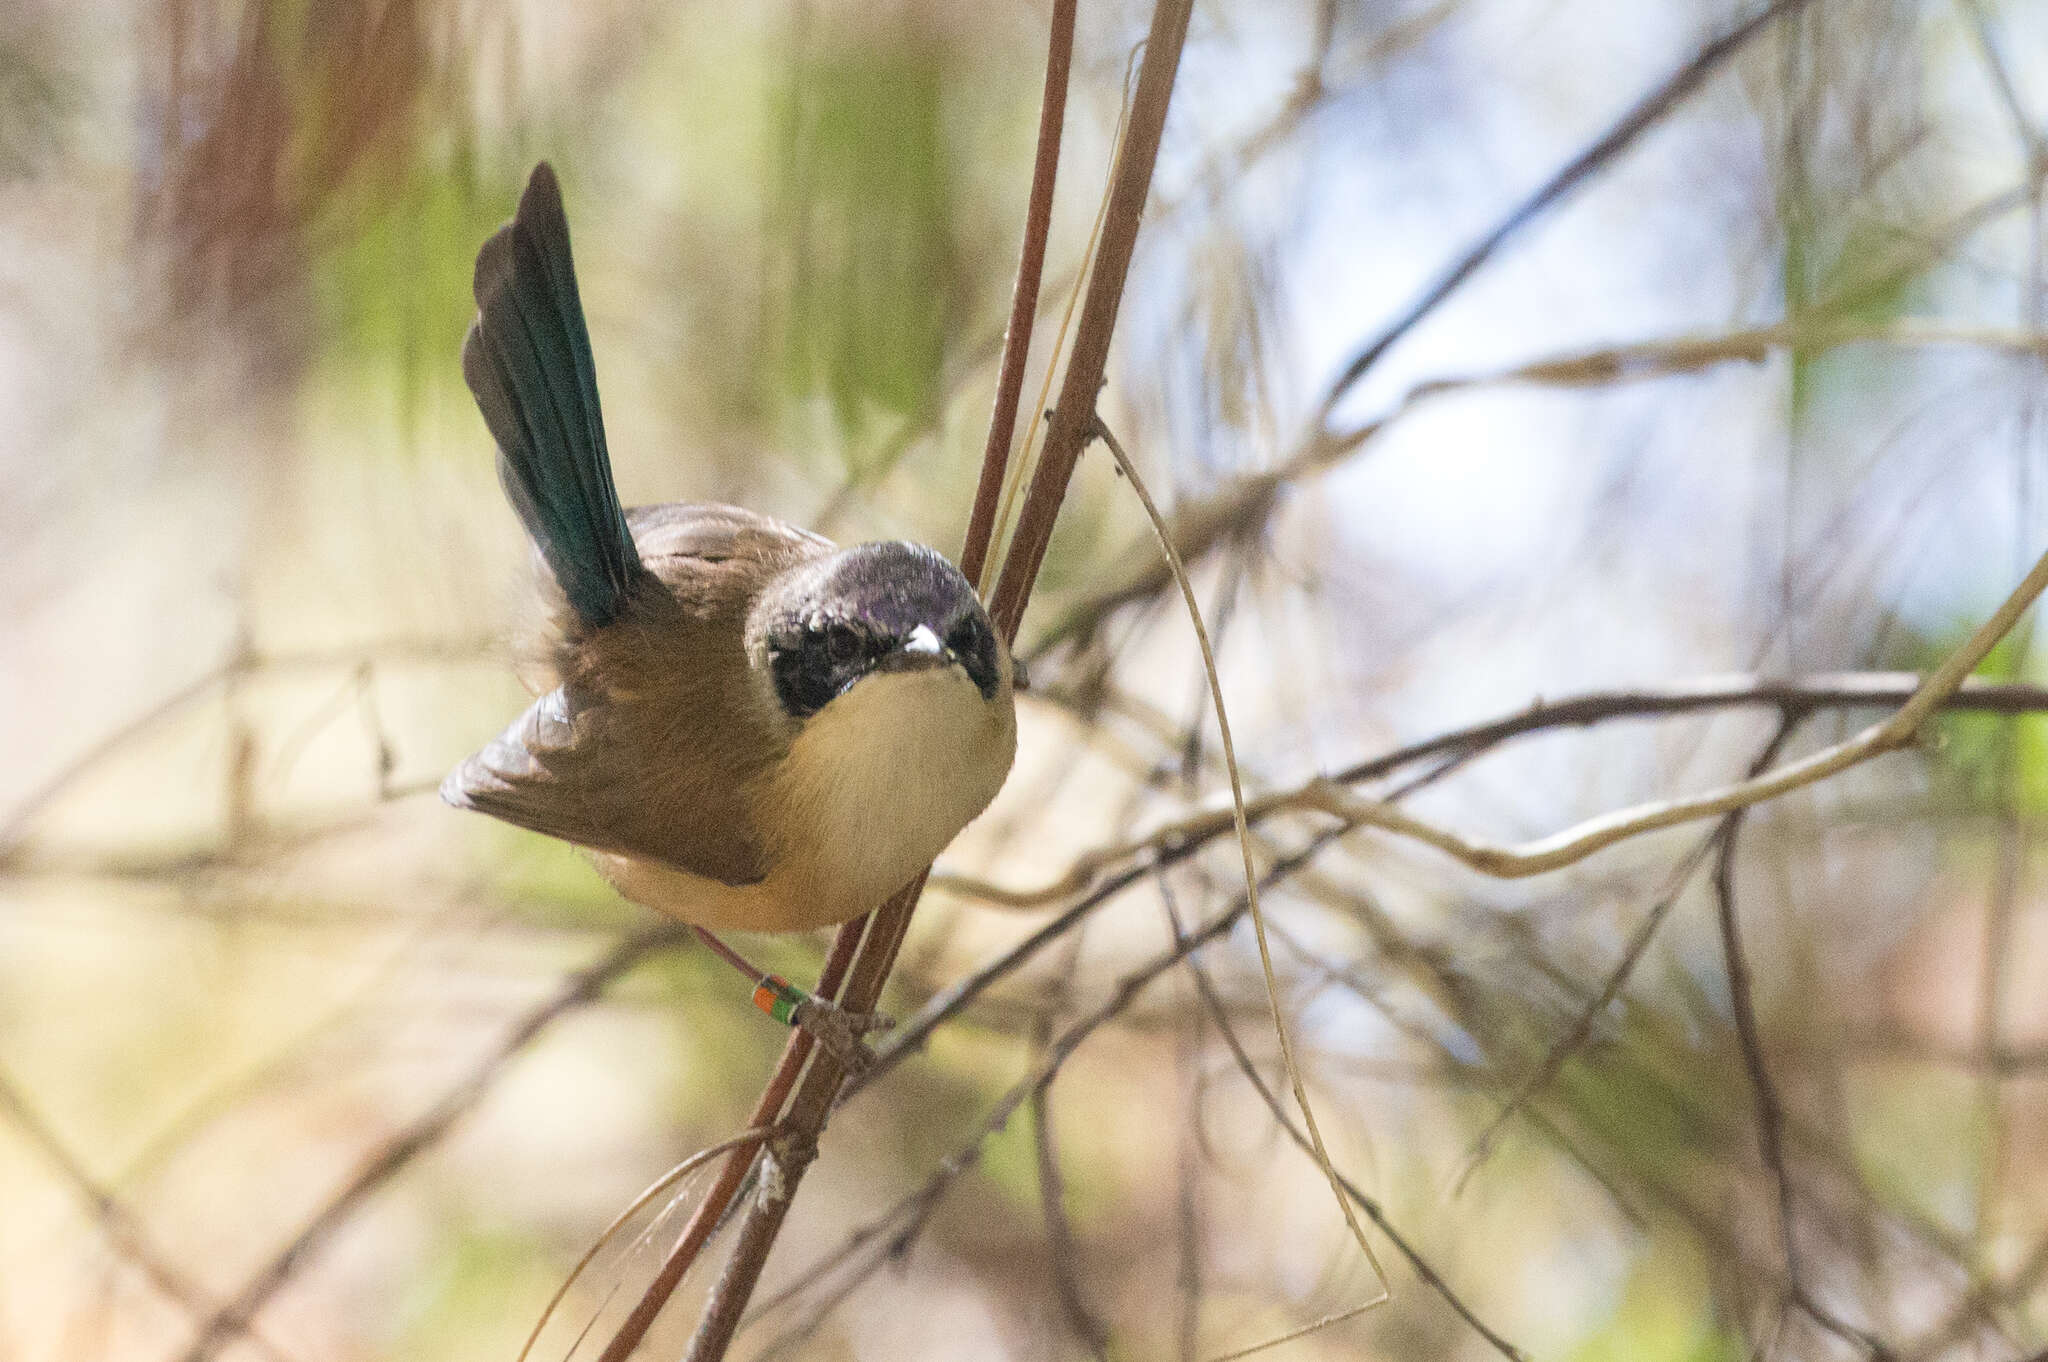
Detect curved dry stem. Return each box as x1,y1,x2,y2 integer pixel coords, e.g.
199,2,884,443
951,544,2048,907
1094,418,1390,1331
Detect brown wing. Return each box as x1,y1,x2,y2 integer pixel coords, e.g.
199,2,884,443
445,502,833,887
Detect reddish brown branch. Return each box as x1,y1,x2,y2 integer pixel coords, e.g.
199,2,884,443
598,5,1097,1351
591,918,866,1362
670,5,1196,1359
960,0,1076,589
988,0,1198,642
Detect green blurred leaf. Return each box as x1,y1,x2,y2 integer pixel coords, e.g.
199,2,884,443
768,30,955,456
1891,621,2048,813
1566,1242,1742,1362
397,1223,555,1362
311,151,521,438
0,34,70,178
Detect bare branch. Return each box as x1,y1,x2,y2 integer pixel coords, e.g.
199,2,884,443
1159,875,1531,1362
590,923,866,1362
1455,719,1800,1186
176,924,693,1362
1034,319,2048,655
960,0,1075,590
942,671,2048,909
1311,0,1819,428
751,848,1291,1355
1031,1043,1110,1358
986,0,1196,641
675,7,1197,1358
1713,754,1890,1358
1,634,495,856
0,1069,301,1362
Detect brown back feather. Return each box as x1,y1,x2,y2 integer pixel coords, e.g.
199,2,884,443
445,503,832,886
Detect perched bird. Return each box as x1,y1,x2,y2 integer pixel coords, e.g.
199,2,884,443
444,164,1018,935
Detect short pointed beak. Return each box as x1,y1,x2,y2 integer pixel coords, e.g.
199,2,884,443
875,622,956,675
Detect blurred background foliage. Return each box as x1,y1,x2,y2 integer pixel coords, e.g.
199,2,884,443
4,0,2048,1359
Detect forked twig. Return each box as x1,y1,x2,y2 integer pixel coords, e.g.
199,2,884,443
1453,720,1800,1188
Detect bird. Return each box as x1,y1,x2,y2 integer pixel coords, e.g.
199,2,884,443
443,163,1019,941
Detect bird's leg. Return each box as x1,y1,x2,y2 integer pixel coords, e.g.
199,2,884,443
690,927,893,1073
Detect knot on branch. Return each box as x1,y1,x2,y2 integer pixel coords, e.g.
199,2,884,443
762,1129,818,1208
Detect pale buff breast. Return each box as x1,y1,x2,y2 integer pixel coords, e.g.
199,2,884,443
592,659,1016,933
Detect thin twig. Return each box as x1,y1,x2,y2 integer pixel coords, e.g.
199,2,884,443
1034,317,2048,655
1453,718,1800,1188
1715,790,1891,1358
1159,871,1530,1362
750,842,1320,1354
893,678,2048,1086
961,0,1075,592
1295,537,2046,867
1326,672,2048,784
1093,414,1390,1305
1,634,496,856
940,671,2048,909
1961,0,2045,168
589,922,864,1362
859,855,1190,1093
755,895,1245,1349
1030,1037,1110,1358
1310,0,1819,428
1166,880,1206,1362
582,10,1085,1331
987,0,1197,641
0,1070,300,1362
516,1127,776,1362
1903,1231,2048,1360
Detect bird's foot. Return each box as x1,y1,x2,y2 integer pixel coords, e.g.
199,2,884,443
791,996,894,1074
752,975,893,1074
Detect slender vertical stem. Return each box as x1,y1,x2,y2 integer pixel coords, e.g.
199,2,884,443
591,924,864,1362
961,0,1077,591
1716,791,1886,1356
675,7,1197,1358
989,0,1197,642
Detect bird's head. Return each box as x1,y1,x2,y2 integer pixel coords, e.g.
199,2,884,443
748,542,1009,723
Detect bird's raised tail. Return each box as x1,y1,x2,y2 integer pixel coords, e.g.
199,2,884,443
462,163,641,629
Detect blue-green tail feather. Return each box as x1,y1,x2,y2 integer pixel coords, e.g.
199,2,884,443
463,163,640,628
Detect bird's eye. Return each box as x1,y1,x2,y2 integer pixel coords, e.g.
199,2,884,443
947,616,987,656
825,622,862,664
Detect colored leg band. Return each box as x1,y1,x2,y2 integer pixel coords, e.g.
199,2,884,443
752,975,807,1027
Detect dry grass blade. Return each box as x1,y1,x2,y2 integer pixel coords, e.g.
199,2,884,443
517,1128,775,1362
